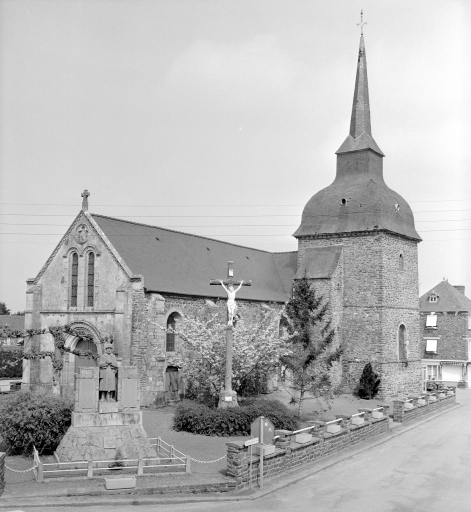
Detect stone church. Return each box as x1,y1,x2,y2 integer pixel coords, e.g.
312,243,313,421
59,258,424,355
23,34,422,402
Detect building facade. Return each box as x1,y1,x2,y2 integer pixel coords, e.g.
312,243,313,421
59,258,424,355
420,280,471,389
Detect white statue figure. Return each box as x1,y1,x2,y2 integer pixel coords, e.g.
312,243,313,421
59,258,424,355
219,279,244,326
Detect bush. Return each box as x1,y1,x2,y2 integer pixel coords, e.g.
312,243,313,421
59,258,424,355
173,398,298,436
357,363,381,399
0,391,73,454
0,347,22,379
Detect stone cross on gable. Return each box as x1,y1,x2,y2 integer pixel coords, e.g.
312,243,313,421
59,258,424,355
81,189,90,211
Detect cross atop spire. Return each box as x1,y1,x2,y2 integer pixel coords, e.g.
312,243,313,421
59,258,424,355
81,190,90,211
357,9,367,36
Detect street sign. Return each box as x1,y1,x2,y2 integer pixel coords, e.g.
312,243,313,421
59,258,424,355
244,437,259,447
250,417,275,444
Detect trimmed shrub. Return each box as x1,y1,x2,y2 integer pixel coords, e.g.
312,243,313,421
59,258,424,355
358,363,381,399
173,398,298,436
0,348,22,379
0,391,73,454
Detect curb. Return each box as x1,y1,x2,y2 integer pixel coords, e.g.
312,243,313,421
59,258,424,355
0,402,461,509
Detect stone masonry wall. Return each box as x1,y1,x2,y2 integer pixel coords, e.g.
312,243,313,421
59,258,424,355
298,232,421,400
131,292,284,406
420,312,469,361
392,392,456,423
227,416,389,491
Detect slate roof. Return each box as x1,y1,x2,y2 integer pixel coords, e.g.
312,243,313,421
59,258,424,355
294,35,420,242
0,315,25,332
92,214,297,303
295,246,342,279
419,280,471,313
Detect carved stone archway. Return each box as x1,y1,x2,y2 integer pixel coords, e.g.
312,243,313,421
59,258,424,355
61,321,103,397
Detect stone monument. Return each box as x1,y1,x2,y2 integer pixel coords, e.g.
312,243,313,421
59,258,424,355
55,366,156,462
210,261,252,409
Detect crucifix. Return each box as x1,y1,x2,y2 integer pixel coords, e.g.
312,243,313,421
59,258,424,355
210,261,252,408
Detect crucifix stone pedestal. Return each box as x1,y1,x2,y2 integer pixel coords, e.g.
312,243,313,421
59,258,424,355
210,261,251,409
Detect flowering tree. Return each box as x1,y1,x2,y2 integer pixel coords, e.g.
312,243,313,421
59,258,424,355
281,275,343,418
173,307,290,405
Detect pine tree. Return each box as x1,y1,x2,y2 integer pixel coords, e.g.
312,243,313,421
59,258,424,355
281,274,343,418
358,363,381,399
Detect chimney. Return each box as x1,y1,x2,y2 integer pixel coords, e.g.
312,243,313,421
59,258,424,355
454,285,465,295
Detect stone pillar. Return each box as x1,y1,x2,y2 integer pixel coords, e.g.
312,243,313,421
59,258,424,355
0,452,5,497
274,430,292,451
392,400,405,422
226,441,247,479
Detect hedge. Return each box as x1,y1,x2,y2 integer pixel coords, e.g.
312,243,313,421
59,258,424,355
0,391,73,454
173,398,298,436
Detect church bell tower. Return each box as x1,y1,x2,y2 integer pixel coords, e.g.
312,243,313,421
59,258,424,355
294,30,422,399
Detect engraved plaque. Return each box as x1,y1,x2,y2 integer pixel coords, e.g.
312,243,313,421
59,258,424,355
121,379,138,408
78,380,96,410
103,436,116,449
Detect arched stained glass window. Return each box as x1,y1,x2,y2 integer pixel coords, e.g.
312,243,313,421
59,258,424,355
70,253,78,307
166,312,181,352
87,252,95,307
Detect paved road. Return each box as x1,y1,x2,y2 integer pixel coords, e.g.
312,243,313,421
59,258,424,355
9,390,470,512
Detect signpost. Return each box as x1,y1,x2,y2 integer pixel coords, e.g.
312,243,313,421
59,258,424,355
250,416,275,489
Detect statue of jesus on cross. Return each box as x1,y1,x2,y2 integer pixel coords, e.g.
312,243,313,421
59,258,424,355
210,261,251,408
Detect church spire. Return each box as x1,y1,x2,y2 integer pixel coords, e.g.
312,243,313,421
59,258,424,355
336,20,384,156
349,35,371,138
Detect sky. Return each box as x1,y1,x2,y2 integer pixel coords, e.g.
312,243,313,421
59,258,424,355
0,0,470,312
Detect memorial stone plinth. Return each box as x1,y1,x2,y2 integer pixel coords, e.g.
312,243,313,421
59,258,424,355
55,366,156,463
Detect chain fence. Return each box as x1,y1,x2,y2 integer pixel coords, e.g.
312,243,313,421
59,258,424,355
4,462,38,473
189,454,226,464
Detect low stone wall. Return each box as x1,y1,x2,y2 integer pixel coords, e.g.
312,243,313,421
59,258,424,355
227,416,389,491
0,452,5,497
392,392,456,423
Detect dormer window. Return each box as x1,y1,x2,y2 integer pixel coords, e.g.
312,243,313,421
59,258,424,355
428,294,438,303
426,313,438,328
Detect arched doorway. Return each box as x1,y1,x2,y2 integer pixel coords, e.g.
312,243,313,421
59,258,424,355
74,338,98,373
165,366,180,401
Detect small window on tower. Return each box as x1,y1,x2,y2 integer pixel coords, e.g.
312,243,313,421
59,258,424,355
426,313,438,328
425,339,438,353
399,254,404,271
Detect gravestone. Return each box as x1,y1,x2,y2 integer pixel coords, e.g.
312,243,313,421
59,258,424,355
55,366,156,462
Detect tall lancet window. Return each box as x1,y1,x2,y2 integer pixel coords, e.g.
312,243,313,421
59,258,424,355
70,253,78,307
87,252,95,307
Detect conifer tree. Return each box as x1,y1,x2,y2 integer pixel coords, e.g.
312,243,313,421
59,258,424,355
358,363,381,399
281,274,342,418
